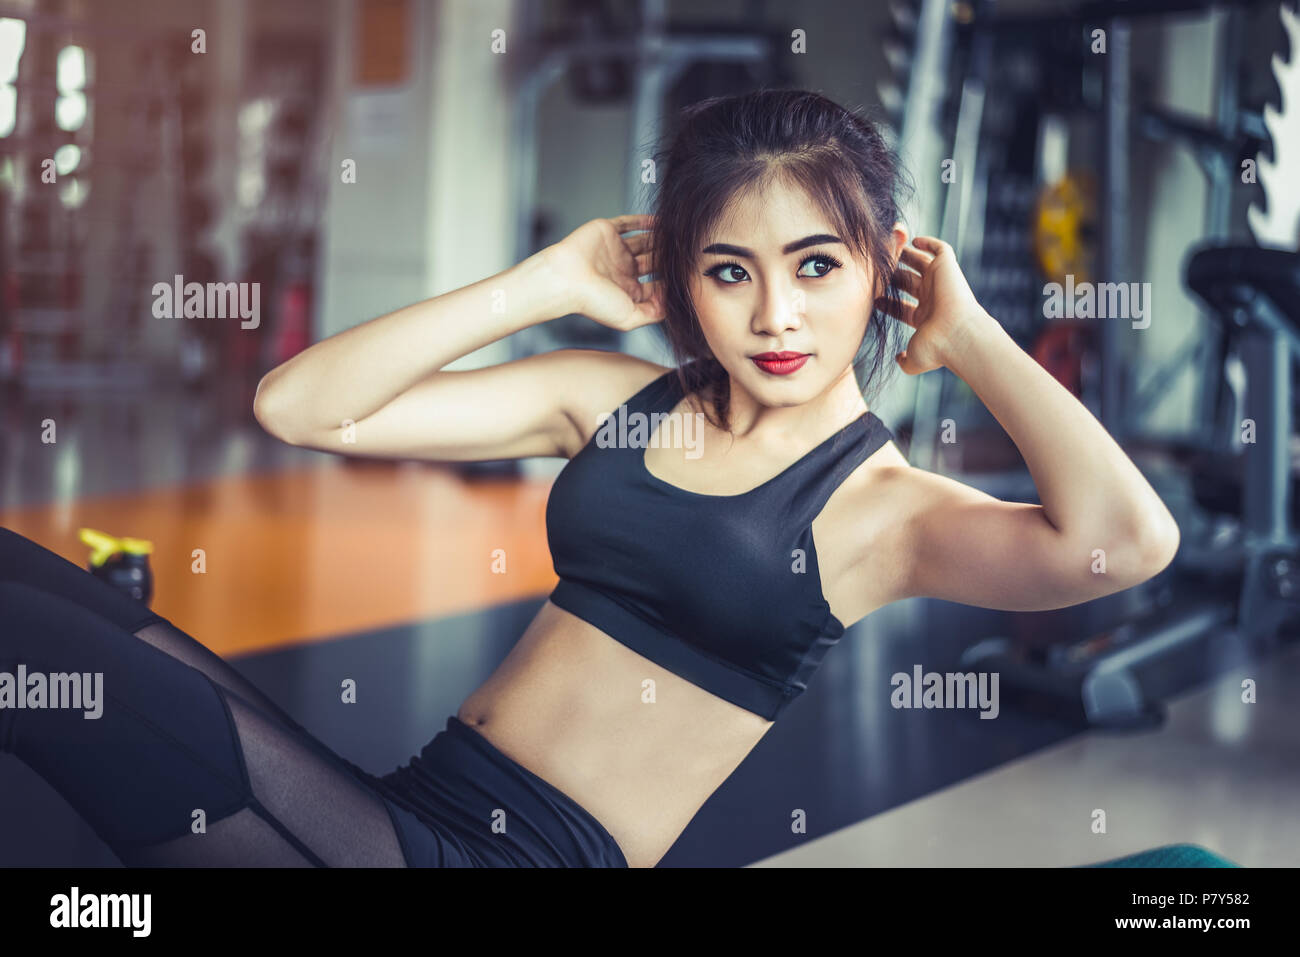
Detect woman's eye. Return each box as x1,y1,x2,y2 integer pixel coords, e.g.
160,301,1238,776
705,262,748,283
705,255,841,284
797,255,842,278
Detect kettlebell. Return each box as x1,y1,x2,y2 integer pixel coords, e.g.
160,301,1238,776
80,527,154,605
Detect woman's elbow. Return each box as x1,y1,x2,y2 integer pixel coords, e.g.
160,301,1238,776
1135,518,1181,578
252,376,298,444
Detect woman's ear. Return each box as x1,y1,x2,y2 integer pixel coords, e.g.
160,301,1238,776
873,222,911,300
889,222,909,267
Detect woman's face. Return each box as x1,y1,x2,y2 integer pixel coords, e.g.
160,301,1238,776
688,178,893,410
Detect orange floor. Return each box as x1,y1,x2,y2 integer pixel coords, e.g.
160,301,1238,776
0,459,557,657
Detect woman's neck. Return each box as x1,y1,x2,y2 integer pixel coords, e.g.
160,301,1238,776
721,364,869,446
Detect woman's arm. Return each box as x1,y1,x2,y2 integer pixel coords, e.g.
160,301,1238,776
252,249,566,444
878,237,1180,612
252,214,664,461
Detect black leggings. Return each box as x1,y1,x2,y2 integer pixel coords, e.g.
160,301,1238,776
0,527,407,866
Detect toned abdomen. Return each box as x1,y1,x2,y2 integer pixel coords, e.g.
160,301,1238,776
456,599,774,867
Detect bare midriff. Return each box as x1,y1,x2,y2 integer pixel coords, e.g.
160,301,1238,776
455,599,776,868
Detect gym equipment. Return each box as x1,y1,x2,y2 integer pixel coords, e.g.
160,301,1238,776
1247,3,1300,248
1032,172,1097,286
907,0,1282,460
964,245,1300,729
80,527,154,606
951,1,1300,729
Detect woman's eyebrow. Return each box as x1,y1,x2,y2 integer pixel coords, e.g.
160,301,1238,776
701,234,843,258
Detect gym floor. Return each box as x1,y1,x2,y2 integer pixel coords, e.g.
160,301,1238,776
1,378,1296,867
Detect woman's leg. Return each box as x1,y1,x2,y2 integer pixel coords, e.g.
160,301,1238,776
0,580,408,867
0,527,317,740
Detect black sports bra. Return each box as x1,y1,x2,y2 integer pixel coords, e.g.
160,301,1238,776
544,360,896,720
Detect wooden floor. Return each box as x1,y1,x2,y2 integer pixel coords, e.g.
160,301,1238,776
0,459,557,657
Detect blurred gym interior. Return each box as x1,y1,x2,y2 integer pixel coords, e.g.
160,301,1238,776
1,0,1297,867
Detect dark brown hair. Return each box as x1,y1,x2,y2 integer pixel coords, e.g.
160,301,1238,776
645,88,915,432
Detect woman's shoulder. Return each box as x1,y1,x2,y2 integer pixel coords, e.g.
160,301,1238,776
552,348,677,454
567,347,675,404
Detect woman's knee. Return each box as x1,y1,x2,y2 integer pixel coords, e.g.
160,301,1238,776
0,531,164,633
0,581,171,680
0,579,56,621
0,581,93,662
0,527,50,572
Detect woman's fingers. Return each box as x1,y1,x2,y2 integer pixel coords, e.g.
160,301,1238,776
611,213,655,235
635,276,665,305
911,235,949,256
876,294,916,326
892,265,922,297
616,261,660,300
624,230,654,254
622,231,656,279
899,245,932,273
636,283,667,324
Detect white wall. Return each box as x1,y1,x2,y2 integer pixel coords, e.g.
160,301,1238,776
317,0,517,387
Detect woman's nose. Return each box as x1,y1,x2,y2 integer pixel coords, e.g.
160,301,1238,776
752,281,804,335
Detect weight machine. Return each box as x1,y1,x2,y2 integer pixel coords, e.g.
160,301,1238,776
956,0,1300,728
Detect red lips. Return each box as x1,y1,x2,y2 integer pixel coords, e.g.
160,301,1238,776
750,353,810,375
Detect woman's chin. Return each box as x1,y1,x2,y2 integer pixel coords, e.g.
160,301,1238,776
745,379,827,409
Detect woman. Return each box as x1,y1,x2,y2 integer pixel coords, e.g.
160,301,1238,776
0,89,1179,868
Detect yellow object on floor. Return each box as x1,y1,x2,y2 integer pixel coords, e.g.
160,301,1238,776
0,460,557,656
